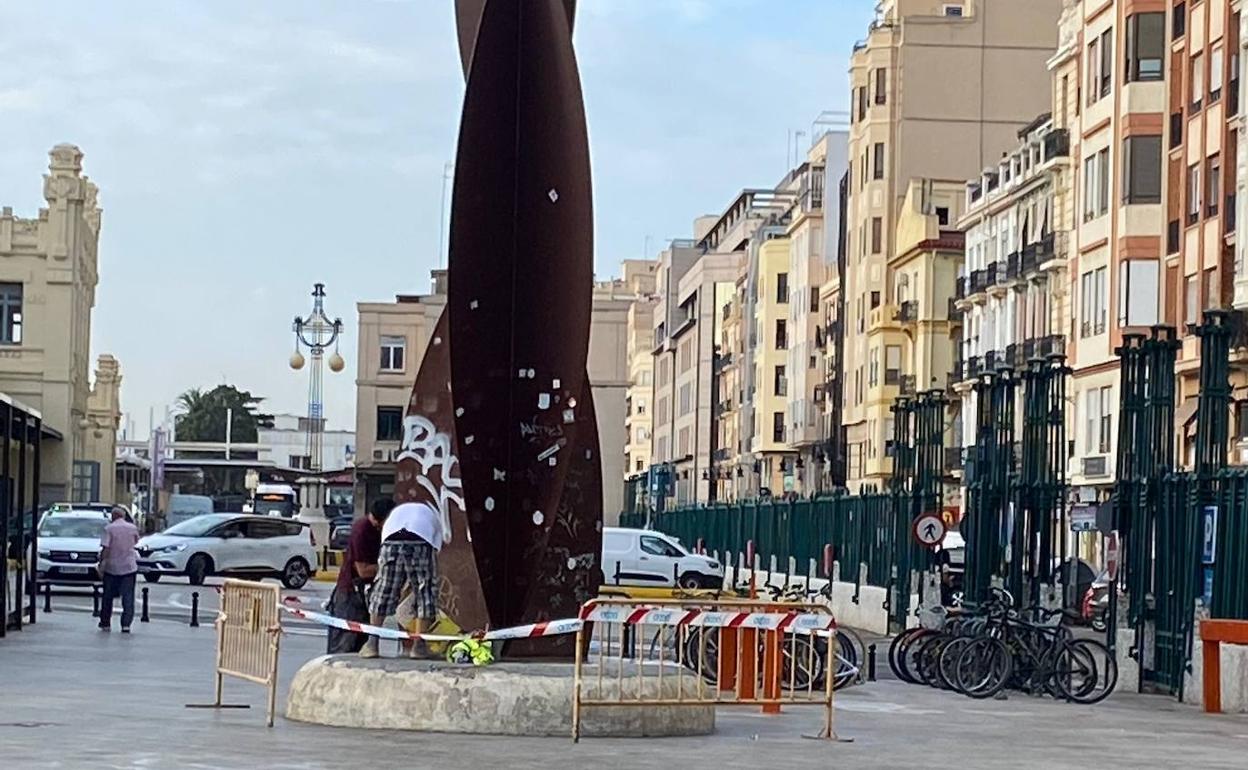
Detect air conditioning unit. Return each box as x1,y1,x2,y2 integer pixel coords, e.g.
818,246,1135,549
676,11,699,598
373,449,384,460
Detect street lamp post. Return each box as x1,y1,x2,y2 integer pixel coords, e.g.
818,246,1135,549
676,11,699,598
290,283,344,473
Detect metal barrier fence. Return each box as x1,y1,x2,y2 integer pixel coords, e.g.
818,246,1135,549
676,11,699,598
188,579,282,726
621,493,897,593
572,597,838,742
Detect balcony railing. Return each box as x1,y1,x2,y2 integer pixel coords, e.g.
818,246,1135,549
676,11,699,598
969,269,986,294
1005,343,1020,368
1042,128,1069,161
899,374,917,396
955,276,966,300
1007,251,1023,281
984,349,1001,371
1022,338,1037,361
947,297,960,321
1039,334,1066,358
950,359,965,384
984,262,999,288
898,300,919,322
967,356,983,378
1082,456,1108,478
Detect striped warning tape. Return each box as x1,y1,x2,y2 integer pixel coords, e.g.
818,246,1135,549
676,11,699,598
579,605,836,633
277,603,583,642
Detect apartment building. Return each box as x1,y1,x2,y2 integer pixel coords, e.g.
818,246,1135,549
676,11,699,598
751,233,798,494
1237,2,1248,309
0,144,122,503
1162,0,1245,465
819,169,852,490
624,292,658,480
712,276,745,501
649,193,792,507
956,113,1073,481
784,131,849,494
842,0,1061,492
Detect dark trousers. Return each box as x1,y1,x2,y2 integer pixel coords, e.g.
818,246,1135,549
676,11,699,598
100,572,137,628
326,583,371,654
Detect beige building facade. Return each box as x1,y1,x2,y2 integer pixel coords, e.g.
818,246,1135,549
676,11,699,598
354,269,643,521
0,144,120,503
842,0,1062,491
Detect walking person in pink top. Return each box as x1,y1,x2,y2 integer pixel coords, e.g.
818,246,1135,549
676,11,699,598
98,506,141,633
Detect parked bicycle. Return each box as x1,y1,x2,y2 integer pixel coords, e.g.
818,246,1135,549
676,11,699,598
888,587,1117,704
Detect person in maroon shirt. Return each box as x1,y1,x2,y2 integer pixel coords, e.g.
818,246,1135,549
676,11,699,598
326,499,393,654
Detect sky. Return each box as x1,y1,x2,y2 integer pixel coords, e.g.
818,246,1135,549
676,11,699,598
0,0,873,435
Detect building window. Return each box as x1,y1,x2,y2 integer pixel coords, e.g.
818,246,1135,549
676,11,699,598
636,397,647,415
1187,163,1202,224
1118,260,1160,327
1205,268,1218,314
1185,275,1198,326
775,319,788,350
1080,267,1108,337
868,347,879,387
1122,135,1161,203
1098,386,1113,453
776,272,789,303
936,206,950,226
379,335,406,372
1088,28,1113,103
0,283,22,345
1207,154,1221,216
874,68,887,104
871,217,882,253
1192,53,1204,111
943,5,964,17
1211,46,1225,103
772,412,785,443
376,406,404,442
678,383,691,416
288,455,311,470
774,365,787,397
885,345,901,385
1082,148,1110,221
1125,13,1164,82
872,143,885,180
1173,2,1186,39
810,286,819,313
71,461,101,503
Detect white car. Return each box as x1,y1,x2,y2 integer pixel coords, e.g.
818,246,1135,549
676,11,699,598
136,513,318,589
602,527,724,589
36,509,110,584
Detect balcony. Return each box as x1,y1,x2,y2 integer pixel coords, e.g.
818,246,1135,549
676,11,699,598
898,300,919,323
1003,251,1021,281
1042,128,1069,162
949,358,965,384
1005,343,1020,369
969,269,987,294
955,276,966,300
1038,335,1066,358
1022,338,1038,361
899,374,917,396
984,262,999,288
984,349,1001,371
947,297,961,322
967,356,983,378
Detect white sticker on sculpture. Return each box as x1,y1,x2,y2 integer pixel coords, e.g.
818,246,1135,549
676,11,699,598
455,407,464,417
464,435,474,445
562,409,575,424
527,368,536,379
484,496,495,511
552,378,561,389
470,299,479,309
433,336,442,346
396,414,463,545
538,393,551,410
533,510,544,525
537,443,561,461
547,188,559,202
493,468,506,481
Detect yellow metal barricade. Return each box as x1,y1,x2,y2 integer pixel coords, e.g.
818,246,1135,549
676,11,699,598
572,597,838,742
188,579,282,726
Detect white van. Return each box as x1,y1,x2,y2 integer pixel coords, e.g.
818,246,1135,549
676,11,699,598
601,527,724,589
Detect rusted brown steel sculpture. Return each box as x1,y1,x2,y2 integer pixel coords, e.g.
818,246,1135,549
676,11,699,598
394,0,601,656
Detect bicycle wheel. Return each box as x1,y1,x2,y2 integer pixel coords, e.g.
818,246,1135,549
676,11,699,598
779,634,826,691
889,627,931,684
956,637,1012,699
1053,638,1118,705
938,637,972,693
916,635,948,688
682,628,721,685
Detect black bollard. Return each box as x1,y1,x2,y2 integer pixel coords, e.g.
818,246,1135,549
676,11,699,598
190,591,200,627
868,643,877,682
141,587,150,623
91,584,101,617
43,581,52,613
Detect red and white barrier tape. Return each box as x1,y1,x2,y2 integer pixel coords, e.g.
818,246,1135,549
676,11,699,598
278,603,582,642
580,605,836,633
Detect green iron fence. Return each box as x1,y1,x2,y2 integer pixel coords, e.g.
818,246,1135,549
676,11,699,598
622,493,898,596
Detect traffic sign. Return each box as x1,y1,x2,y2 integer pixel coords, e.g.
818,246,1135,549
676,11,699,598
1202,505,1218,565
912,514,947,548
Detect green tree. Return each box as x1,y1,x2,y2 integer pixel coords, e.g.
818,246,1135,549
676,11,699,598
174,384,274,443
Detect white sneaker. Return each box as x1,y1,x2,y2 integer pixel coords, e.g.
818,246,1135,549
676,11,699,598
359,639,380,659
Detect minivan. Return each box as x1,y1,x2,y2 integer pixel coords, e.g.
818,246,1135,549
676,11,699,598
601,527,724,589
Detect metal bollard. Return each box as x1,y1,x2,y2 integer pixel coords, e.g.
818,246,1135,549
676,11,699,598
43,581,52,613
141,587,150,623
91,584,101,618
190,591,200,627
867,643,877,681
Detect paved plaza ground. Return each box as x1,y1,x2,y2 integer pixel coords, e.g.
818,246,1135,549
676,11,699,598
2,580,1247,769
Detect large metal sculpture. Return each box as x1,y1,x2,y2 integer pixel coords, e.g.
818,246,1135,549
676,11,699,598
393,0,601,656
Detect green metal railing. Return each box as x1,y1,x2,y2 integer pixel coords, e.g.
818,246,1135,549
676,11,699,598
622,492,898,597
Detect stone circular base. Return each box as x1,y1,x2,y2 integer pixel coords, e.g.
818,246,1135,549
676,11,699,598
285,655,716,737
